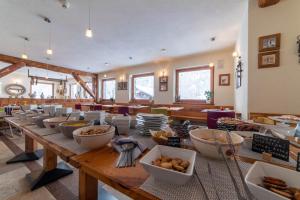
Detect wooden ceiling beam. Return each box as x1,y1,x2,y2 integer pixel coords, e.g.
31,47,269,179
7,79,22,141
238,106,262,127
0,62,26,78
72,72,96,99
0,54,96,77
258,0,280,8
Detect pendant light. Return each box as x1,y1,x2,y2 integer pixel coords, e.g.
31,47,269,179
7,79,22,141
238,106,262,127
21,37,29,59
85,0,93,38
44,17,53,55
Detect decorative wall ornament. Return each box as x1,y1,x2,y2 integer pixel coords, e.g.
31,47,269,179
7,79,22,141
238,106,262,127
258,33,281,69
297,35,300,63
5,84,26,97
235,56,243,89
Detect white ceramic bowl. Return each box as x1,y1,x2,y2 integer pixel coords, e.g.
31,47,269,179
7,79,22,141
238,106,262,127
73,125,115,149
189,128,244,159
245,161,300,200
140,145,196,185
43,117,76,131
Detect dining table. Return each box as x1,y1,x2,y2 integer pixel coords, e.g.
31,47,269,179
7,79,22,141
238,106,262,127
4,115,300,200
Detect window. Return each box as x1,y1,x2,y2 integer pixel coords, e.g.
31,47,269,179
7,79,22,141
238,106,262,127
102,79,116,100
132,73,154,100
31,82,54,99
176,66,214,103
84,82,93,99
70,83,81,99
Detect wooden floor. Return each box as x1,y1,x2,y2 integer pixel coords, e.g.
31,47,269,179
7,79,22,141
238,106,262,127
0,131,126,200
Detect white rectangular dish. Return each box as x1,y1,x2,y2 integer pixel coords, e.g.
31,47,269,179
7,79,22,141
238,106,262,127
140,145,196,185
245,161,300,200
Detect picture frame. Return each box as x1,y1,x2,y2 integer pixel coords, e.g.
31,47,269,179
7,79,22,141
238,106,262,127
259,33,281,52
159,76,168,83
117,81,128,90
219,74,230,86
159,82,168,91
159,76,168,91
258,51,280,68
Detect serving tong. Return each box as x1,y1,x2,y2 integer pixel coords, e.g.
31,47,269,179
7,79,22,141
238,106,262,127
210,130,256,200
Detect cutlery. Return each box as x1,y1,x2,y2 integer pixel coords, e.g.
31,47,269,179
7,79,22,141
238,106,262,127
224,130,256,200
212,132,245,200
207,162,221,200
194,167,210,200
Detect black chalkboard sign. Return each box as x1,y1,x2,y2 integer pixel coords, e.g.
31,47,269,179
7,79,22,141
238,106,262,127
167,137,181,147
252,134,290,162
297,152,300,172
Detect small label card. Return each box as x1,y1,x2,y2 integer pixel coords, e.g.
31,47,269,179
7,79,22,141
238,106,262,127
297,152,300,172
167,137,181,147
252,134,290,162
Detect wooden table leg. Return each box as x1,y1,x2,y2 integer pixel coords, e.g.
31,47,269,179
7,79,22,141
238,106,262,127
6,134,43,164
79,169,98,200
27,147,73,190
25,135,37,153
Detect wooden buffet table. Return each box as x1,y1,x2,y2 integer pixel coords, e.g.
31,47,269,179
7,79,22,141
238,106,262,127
4,116,300,200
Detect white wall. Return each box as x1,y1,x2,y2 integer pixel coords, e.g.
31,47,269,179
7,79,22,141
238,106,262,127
234,1,249,119
248,0,300,114
99,47,235,106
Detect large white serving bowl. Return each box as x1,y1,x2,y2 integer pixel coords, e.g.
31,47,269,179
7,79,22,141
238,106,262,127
73,125,115,149
140,145,196,185
189,128,244,159
43,117,77,131
245,161,300,200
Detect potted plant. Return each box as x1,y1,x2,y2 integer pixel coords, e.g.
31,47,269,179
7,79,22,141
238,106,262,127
204,91,213,104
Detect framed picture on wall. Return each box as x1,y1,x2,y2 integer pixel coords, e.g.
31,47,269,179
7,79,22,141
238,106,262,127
117,82,128,90
259,33,281,52
159,82,168,91
258,51,280,68
159,76,168,91
219,74,230,86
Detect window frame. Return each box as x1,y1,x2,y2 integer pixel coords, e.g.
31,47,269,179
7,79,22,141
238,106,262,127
30,81,54,99
131,72,154,103
101,78,116,100
175,66,214,104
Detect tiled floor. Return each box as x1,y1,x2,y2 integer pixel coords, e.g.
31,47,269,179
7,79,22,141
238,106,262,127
0,131,128,200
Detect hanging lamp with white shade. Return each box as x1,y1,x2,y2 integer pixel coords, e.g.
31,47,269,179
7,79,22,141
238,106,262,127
85,0,93,38
44,17,53,55
21,37,29,59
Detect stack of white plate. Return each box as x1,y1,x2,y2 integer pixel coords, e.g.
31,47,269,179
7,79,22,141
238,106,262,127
84,111,106,124
112,115,131,135
105,113,123,124
136,113,168,136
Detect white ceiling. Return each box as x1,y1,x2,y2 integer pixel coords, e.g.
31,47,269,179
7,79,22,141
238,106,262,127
0,0,246,73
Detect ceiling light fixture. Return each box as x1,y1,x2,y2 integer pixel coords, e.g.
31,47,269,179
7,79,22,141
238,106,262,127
129,57,133,60
44,17,53,55
105,62,109,66
161,48,167,53
21,37,29,59
209,62,214,67
210,37,216,42
104,74,107,78
85,0,93,38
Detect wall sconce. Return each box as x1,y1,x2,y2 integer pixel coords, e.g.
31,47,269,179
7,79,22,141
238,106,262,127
118,74,128,90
